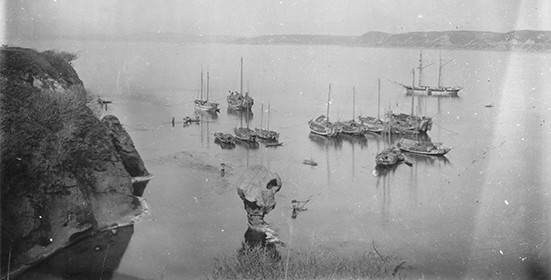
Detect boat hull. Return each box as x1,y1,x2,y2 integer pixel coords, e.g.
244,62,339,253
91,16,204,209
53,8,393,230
405,86,460,97
234,127,257,142
194,100,219,112
308,115,339,137
397,138,451,156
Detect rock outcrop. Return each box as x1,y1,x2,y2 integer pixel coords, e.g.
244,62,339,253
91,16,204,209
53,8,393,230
0,46,149,279
236,165,282,247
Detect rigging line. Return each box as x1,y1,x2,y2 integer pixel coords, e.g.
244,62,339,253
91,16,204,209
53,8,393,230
432,122,460,135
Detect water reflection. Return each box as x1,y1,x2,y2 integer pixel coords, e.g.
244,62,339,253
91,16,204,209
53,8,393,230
227,108,254,124
194,108,218,120
235,139,260,150
339,133,368,149
19,225,134,280
308,133,343,150
214,139,236,149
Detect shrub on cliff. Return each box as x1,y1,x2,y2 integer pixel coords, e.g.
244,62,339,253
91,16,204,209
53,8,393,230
0,46,144,276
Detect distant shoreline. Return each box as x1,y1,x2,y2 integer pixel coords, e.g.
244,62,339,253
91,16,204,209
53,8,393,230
7,29,551,52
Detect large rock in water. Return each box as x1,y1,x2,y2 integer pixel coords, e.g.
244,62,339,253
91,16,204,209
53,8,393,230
236,165,282,246
0,46,149,278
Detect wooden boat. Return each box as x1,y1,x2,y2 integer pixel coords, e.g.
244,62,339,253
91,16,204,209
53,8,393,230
97,97,112,104
183,115,200,125
234,127,256,142
303,158,318,166
195,70,220,112
386,111,432,134
397,138,451,156
335,86,365,136
359,79,386,133
308,84,339,137
255,103,280,142
265,141,283,147
234,93,257,142
375,146,409,166
385,88,432,134
401,50,461,97
214,132,235,144
227,57,254,110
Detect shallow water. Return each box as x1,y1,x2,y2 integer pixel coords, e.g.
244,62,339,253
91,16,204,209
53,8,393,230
10,39,551,279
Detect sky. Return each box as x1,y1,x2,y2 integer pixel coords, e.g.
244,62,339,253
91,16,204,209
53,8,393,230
3,0,551,39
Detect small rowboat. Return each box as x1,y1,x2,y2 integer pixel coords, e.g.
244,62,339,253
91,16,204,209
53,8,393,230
303,158,318,166
397,138,451,156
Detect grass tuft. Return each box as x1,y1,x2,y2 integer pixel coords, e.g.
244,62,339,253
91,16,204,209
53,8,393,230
207,244,405,280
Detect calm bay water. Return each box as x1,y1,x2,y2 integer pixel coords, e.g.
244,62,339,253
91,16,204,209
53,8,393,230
10,39,551,279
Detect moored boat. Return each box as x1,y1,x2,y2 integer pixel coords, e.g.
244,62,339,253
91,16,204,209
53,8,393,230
359,79,386,133
255,103,279,142
335,86,366,136
214,132,235,144
397,138,451,156
227,57,254,110
375,146,409,166
234,127,256,142
195,70,220,112
309,84,339,137
386,111,432,134
402,50,461,97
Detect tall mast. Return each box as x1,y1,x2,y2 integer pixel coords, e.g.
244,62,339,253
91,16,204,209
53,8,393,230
412,68,415,88
417,50,423,87
377,78,381,120
411,90,415,116
327,84,331,122
437,50,442,88
206,71,210,100
200,69,204,100
267,102,271,130
352,86,355,121
240,57,244,96
260,103,264,129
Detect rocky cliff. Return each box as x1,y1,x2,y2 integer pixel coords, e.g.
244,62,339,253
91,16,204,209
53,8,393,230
0,46,150,278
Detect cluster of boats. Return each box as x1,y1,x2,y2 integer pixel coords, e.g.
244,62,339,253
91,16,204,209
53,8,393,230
195,52,457,167
307,78,452,169
194,58,281,148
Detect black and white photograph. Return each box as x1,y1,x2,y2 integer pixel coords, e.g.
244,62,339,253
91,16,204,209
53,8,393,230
2,1,550,279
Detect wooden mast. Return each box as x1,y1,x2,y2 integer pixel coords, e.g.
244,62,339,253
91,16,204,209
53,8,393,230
200,69,204,100
352,86,355,121
417,50,423,87
240,57,244,96
377,78,381,120
327,84,331,122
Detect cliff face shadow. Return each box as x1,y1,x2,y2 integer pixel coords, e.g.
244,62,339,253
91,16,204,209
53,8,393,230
18,225,134,280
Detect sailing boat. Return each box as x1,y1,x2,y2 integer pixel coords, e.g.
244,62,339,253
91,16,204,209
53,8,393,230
255,103,279,142
385,85,432,134
227,57,254,110
308,84,339,137
359,79,386,133
335,87,365,136
195,70,220,112
401,50,461,97
234,92,257,142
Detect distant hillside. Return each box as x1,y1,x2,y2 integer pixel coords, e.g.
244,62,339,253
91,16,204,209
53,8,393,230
234,30,551,51
233,34,356,45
